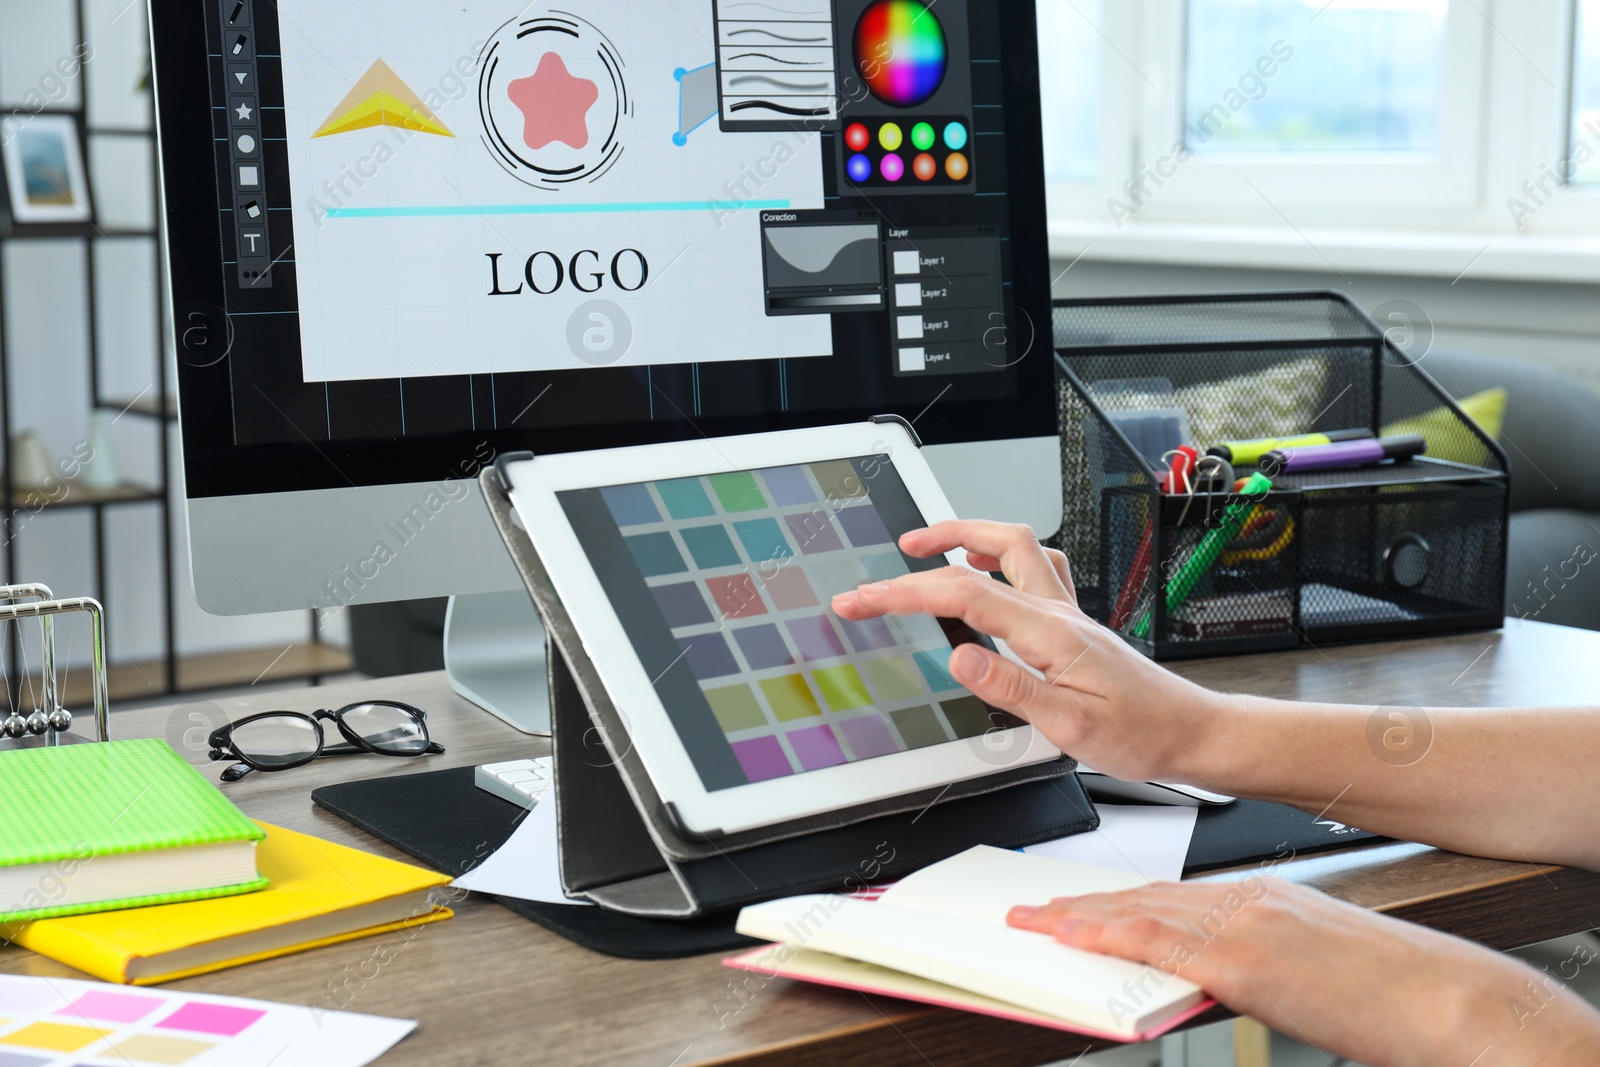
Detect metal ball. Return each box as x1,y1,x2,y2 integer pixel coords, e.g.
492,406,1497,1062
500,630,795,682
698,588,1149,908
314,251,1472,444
1,714,25,739
47,708,72,733
25,711,49,736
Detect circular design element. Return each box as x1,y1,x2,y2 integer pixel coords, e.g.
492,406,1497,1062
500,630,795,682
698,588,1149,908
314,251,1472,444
845,123,871,152
479,14,629,192
880,153,905,181
878,122,904,151
236,133,256,153
911,122,936,151
846,153,873,183
566,300,633,366
943,121,968,150
944,151,969,181
912,152,937,181
854,0,948,108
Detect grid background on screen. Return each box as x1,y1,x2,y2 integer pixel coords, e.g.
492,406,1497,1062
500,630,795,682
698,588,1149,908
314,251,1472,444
600,462,993,785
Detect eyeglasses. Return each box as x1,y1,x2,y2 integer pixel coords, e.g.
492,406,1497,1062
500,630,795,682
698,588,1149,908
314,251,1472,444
207,701,444,782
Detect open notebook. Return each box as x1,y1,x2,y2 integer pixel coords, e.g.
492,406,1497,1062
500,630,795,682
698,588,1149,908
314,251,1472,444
728,846,1214,1041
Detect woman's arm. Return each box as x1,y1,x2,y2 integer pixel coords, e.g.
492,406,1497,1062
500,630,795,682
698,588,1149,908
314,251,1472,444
830,520,1600,870
1008,879,1600,1067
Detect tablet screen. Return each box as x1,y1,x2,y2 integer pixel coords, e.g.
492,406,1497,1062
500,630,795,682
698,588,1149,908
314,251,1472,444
558,455,1019,791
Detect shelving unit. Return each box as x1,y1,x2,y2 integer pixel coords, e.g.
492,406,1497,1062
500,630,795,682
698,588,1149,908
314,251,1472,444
0,0,349,709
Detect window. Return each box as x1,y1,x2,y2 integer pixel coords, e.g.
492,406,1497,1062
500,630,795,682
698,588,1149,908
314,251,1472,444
1041,0,1600,264
1573,0,1600,183
1039,0,1103,183
1184,0,1449,154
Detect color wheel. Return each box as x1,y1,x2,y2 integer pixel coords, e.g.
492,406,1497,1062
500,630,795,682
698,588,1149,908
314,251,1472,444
854,0,947,108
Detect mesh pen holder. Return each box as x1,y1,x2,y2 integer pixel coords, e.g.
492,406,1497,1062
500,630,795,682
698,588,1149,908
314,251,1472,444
1052,291,1510,661
0,583,110,746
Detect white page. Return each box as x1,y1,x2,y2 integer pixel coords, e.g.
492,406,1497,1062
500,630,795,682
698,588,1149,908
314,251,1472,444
1023,803,1199,884
452,797,594,906
737,894,1202,1036
876,845,1150,928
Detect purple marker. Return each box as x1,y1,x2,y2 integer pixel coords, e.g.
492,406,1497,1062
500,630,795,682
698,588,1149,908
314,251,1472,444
1261,434,1427,476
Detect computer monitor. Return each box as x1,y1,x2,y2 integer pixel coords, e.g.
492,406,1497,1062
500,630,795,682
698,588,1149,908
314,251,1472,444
149,0,1060,728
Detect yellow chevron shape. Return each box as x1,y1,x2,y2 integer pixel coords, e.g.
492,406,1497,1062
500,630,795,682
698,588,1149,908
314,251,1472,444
313,59,454,138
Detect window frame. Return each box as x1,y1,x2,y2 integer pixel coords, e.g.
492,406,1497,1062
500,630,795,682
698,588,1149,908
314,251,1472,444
1042,0,1600,270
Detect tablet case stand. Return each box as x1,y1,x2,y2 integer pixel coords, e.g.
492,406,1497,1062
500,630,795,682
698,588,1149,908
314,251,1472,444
481,439,1099,920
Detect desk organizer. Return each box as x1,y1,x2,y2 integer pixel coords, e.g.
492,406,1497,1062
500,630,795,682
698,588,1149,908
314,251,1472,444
1053,291,1509,661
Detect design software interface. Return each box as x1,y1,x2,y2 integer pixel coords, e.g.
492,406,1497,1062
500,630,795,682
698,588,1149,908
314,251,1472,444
165,0,1049,491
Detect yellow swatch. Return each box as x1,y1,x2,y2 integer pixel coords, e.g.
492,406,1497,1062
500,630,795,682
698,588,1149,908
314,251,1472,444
0,1020,112,1051
103,1033,215,1064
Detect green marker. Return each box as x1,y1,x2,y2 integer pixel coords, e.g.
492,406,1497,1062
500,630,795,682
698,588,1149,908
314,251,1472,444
1132,472,1273,640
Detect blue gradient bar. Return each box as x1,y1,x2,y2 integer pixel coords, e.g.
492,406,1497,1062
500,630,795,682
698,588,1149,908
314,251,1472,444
324,200,793,218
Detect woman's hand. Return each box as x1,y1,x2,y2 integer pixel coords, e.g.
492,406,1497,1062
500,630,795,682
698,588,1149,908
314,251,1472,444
829,520,1223,784
1007,879,1600,1066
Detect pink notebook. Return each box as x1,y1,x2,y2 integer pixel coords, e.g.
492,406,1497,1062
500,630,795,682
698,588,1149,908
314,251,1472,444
723,944,1216,1042
729,846,1217,1042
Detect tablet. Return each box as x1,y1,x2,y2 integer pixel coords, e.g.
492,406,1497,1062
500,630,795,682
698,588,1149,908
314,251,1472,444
502,420,1060,835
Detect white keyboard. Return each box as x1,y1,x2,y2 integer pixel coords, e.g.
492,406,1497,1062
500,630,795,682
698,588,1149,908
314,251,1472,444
474,756,554,810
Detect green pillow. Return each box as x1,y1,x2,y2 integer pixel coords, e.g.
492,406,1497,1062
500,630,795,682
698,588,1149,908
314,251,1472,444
1382,387,1505,466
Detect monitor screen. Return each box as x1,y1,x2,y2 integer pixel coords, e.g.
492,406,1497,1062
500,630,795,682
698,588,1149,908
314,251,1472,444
558,454,1018,791
152,0,1054,498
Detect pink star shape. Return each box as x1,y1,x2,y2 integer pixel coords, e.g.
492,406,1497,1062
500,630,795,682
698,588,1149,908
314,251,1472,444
508,52,599,151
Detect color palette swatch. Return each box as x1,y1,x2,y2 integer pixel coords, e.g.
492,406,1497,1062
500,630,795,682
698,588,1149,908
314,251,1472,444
0,976,411,1067
842,115,972,188
854,0,948,107
602,459,1003,787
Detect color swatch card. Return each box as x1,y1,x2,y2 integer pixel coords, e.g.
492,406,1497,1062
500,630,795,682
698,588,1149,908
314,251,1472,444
0,976,412,1067
558,455,1017,793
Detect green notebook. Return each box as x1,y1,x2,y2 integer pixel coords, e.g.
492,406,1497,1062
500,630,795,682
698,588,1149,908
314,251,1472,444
0,738,266,928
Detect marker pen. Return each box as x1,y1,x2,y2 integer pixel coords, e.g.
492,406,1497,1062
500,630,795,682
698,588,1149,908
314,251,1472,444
1260,434,1427,476
1207,429,1372,466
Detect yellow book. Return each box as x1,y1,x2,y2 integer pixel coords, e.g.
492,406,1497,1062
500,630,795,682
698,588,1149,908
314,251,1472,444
7,821,453,985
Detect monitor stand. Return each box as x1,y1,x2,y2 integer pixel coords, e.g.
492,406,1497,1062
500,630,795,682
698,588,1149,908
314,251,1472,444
443,591,551,735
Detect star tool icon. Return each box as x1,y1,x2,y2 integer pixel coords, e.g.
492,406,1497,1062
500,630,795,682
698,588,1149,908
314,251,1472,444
234,102,253,121
507,53,599,151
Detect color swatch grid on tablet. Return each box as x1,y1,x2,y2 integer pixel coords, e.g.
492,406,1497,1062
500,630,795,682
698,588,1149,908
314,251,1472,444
600,460,993,785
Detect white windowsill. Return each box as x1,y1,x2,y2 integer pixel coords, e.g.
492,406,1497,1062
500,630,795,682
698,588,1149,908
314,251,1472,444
1047,220,1600,286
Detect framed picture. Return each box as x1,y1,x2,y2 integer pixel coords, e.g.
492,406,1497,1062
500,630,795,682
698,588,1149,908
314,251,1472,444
0,112,94,226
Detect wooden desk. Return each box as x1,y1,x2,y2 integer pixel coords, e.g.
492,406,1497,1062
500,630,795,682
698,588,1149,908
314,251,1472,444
5,620,1599,1066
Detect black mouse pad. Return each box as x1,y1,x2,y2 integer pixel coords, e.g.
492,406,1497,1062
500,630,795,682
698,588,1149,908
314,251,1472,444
1185,798,1382,873
313,767,755,959
314,767,1382,958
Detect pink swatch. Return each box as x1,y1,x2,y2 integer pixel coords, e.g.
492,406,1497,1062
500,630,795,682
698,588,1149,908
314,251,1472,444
59,990,163,1024
157,1001,266,1037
